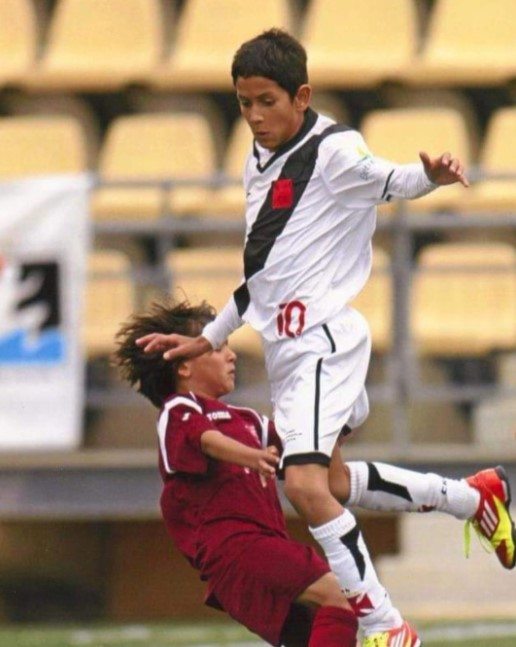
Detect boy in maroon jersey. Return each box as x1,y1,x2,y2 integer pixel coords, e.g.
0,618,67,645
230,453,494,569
114,299,358,647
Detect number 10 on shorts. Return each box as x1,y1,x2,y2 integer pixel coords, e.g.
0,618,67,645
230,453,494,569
276,300,306,338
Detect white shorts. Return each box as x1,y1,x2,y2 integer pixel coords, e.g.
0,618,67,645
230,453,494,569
264,306,371,467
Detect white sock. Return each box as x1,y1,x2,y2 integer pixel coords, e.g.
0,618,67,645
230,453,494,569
310,509,403,635
347,461,480,520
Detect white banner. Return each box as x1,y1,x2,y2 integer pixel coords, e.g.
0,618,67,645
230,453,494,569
0,174,92,449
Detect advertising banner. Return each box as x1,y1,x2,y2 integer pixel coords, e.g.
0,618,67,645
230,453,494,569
0,174,92,449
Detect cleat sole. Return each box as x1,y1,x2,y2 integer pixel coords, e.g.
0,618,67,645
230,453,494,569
495,465,516,570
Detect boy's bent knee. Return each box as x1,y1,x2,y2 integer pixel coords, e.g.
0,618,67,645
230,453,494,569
284,463,343,524
297,572,351,610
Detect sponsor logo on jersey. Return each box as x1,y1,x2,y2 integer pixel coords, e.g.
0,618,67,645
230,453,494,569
207,411,232,421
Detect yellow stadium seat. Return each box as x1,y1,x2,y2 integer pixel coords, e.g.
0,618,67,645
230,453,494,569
0,115,88,178
83,250,135,358
302,0,417,88
405,0,516,86
351,248,392,353
412,243,516,356
2,94,100,167
152,0,293,90
381,88,481,158
361,108,472,214
467,108,516,213
91,113,217,221
0,0,37,87
130,93,227,163
26,0,164,91
209,118,252,219
167,247,262,356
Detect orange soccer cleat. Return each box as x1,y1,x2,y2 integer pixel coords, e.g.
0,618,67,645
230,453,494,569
465,466,516,570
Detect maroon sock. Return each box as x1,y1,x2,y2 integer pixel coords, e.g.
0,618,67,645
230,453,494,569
308,605,358,647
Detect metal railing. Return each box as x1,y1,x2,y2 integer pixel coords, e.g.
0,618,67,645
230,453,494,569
89,171,516,458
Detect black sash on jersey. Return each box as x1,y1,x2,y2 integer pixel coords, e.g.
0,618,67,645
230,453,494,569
234,121,351,316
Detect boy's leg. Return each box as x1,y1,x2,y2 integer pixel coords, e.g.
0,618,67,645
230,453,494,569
284,463,408,637
345,461,478,518
295,572,358,647
308,606,358,647
344,461,515,569
274,314,418,636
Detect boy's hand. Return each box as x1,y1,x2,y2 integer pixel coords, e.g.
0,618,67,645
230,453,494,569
255,446,280,487
136,333,212,360
419,151,469,187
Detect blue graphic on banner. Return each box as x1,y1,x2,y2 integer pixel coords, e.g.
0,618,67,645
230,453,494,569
0,328,65,365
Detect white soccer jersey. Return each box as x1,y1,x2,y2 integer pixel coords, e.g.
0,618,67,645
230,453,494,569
203,108,436,346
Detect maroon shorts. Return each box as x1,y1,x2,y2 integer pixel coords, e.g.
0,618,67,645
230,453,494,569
205,533,329,646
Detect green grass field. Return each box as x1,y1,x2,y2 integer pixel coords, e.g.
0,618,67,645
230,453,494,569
1,620,516,647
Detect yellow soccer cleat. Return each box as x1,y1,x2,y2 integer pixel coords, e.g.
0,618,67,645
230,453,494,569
362,620,421,647
465,466,516,569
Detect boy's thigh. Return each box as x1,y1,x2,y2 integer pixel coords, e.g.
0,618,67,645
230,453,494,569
211,534,328,646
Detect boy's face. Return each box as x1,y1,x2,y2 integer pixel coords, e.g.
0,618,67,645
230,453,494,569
178,343,236,399
236,76,311,151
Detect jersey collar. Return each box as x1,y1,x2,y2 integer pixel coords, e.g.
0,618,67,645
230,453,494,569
252,108,318,173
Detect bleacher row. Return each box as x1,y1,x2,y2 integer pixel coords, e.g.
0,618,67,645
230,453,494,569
1,105,516,217
1,103,515,360
1,0,515,91
87,242,516,360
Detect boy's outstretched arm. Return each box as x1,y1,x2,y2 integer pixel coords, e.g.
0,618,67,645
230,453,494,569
136,332,212,360
200,430,279,480
137,295,243,361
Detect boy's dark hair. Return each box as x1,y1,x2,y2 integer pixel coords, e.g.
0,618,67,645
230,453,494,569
113,299,215,409
231,28,308,99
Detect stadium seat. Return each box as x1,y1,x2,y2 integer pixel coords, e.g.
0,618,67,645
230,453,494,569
152,0,293,90
301,0,418,88
0,0,37,88
91,113,217,221
26,0,164,91
467,108,516,213
167,247,263,356
412,243,516,356
361,107,472,214
0,115,88,178
381,88,481,158
83,250,135,358
405,0,516,86
351,247,392,353
2,94,100,167
129,93,227,163
209,117,252,219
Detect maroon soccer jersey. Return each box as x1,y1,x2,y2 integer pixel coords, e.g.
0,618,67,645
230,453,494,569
157,391,330,646
158,392,285,572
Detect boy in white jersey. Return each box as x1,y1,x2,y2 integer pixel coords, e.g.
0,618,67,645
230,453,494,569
137,29,514,646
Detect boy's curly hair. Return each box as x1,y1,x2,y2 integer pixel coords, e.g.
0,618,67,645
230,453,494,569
113,299,215,408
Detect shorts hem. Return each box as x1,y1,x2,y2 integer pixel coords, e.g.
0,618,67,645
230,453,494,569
283,452,331,468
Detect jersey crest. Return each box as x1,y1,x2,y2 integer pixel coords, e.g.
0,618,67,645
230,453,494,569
272,178,294,209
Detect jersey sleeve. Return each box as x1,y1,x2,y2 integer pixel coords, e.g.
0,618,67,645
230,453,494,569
202,296,244,350
318,130,436,208
158,399,214,475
